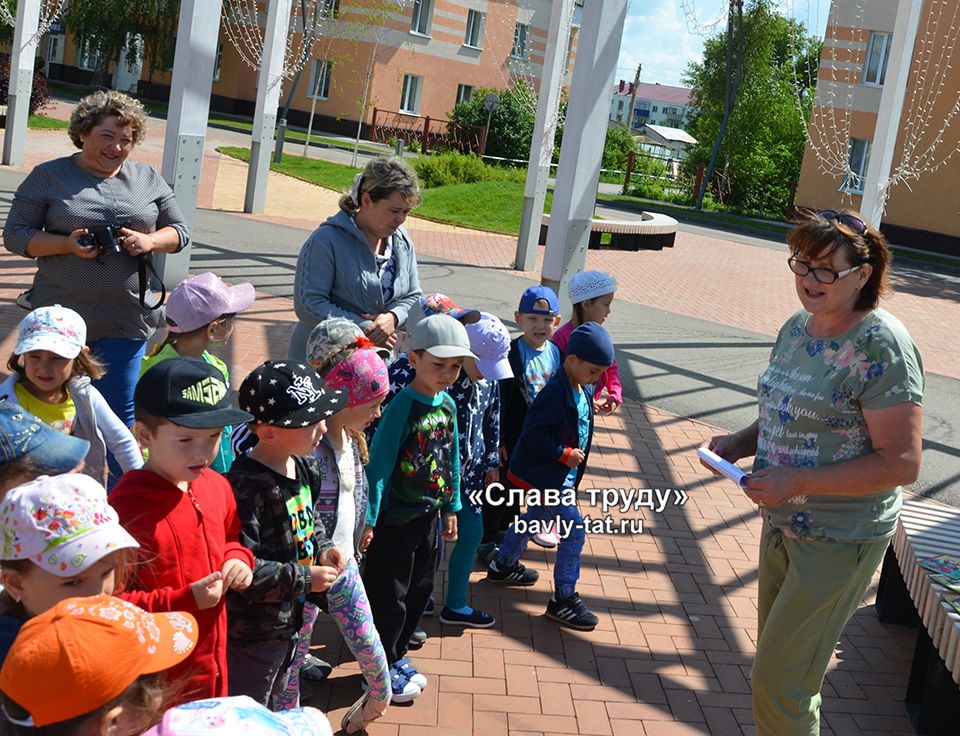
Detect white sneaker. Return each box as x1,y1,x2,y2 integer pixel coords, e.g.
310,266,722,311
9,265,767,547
532,531,559,548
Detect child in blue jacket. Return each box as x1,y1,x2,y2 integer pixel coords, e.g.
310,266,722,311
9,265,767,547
486,322,614,631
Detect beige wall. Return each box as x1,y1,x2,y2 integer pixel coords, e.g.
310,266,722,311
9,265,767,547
796,0,960,243
206,0,558,125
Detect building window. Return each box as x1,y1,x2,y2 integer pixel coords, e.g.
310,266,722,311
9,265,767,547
76,39,102,71
863,31,892,86
309,59,332,100
511,23,529,60
212,42,223,82
464,9,485,48
400,74,422,114
411,0,433,36
456,84,474,104
842,138,871,193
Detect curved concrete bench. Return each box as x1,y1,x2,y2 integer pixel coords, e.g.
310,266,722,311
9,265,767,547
539,211,678,251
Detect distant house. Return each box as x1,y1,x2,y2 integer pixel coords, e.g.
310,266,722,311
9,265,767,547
609,81,694,131
638,123,697,160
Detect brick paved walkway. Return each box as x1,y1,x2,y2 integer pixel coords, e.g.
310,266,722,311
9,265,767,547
0,248,918,735
0,121,933,734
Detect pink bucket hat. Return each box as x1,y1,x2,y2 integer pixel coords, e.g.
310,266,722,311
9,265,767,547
166,273,255,333
323,348,390,408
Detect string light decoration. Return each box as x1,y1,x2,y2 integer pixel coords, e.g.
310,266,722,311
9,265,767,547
221,0,329,86
484,0,586,131
790,0,960,210
0,0,67,41
679,0,728,38
888,0,960,193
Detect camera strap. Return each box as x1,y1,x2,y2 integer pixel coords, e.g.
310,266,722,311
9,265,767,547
137,255,166,311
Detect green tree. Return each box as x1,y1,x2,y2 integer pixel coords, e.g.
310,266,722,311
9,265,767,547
448,81,537,161
65,0,181,88
683,0,821,217
601,124,637,172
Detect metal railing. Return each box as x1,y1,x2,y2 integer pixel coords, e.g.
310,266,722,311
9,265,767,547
370,108,486,155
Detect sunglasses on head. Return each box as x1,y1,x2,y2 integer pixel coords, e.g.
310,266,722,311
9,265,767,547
817,209,867,235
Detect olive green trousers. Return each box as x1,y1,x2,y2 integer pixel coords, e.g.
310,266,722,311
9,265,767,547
752,524,890,736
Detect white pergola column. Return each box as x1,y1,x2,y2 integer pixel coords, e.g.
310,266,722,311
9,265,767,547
514,0,576,272
859,0,923,227
155,0,224,287
2,0,41,165
541,0,628,310
244,0,291,214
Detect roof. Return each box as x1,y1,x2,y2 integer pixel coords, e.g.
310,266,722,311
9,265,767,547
612,81,692,106
641,124,697,145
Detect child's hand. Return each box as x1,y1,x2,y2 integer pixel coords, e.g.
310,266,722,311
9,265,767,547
191,571,224,610
564,448,586,468
442,512,458,541
319,546,348,573
483,469,499,489
359,525,374,553
594,397,620,415
220,559,253,591
309,565,339,593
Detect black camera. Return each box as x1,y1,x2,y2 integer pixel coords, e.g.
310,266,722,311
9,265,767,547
78,225,125,257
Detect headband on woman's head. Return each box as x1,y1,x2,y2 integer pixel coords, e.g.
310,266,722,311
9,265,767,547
349,173,364,207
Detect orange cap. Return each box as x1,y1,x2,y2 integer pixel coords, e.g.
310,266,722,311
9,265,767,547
0,595,198,727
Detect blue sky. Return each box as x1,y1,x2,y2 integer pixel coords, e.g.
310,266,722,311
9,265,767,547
615,0,831,88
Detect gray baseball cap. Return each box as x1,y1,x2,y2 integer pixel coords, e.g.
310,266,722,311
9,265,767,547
306,317,391,367
408,314,476,359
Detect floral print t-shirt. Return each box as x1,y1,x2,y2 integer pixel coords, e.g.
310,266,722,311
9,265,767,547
755,308,924,542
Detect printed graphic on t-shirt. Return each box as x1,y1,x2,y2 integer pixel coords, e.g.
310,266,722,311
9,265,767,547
518,340,560,406
285,483,316,564
14,383,76,435
397,405,455,508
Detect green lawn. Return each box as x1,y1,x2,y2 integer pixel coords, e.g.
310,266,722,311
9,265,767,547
209,117,384,154
218,146,361,192
217,146,547,235
28,115,70,130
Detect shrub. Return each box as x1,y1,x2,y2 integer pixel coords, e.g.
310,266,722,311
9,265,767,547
448,82,536,161
0,55,51,116
413,152,527,188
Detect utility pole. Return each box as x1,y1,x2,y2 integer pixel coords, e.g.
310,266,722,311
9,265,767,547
625,62,641,131
694,0,744,211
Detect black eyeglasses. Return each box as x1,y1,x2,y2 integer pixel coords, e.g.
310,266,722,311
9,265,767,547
817,209,867,235
788,256,861,284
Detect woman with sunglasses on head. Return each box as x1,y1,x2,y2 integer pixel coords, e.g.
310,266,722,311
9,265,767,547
702,208,924,736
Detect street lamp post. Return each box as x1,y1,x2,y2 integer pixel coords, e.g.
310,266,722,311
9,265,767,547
481,93,500,158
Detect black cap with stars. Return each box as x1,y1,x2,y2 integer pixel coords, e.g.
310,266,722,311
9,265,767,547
238,361,345,427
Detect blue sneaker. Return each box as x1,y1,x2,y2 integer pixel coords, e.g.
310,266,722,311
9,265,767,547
395,657,428,689
438,606,496,628
422,598,436,617
388,663,421,703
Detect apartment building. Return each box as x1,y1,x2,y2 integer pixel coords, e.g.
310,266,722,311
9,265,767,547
39,0,578,139
608,81,693,131
795,0,960,254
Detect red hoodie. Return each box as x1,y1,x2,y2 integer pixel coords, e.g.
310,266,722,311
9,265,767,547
110,468,254,703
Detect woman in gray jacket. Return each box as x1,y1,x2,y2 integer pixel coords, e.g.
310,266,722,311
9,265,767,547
290,157,423,361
